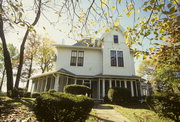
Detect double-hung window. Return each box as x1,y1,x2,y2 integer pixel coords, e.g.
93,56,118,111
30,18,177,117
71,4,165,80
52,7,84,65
111,50,117,66
70,50,84,66
77,51,84,66
110,50,124,67
70,50,77,66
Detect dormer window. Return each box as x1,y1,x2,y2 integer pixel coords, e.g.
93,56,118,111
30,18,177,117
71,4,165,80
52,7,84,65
114,35,118,43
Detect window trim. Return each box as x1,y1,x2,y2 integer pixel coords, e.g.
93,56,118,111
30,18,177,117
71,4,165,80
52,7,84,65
114,35,118,43
70,50,77,66
70,50,84,66
110,50,124,67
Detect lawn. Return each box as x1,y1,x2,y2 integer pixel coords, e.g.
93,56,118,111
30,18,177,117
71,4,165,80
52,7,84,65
0,96,97,122
109,103,173,122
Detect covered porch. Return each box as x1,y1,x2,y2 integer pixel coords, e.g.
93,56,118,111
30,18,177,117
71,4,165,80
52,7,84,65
30,69,145,100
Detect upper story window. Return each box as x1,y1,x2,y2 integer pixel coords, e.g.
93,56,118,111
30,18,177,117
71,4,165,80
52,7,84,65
110,50,124,67
114,35,118,43
77,51,84,66
70,50,77,66
70,50,84,66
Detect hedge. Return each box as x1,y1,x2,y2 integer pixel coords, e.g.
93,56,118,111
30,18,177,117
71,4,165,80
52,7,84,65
31,92,40,98
108,87,131,104
34,92,94,122
64,84,91,95
147,92,180,122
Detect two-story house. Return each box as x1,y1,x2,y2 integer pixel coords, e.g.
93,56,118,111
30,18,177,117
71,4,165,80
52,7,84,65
30,26,148,100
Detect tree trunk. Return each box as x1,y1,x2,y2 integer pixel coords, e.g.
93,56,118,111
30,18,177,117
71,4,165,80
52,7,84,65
0,69,5,92
15,0,42,91
0,0,14,96
26,55,33,89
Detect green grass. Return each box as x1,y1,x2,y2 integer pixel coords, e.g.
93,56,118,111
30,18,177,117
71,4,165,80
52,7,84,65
86,109,98,122
109,104,173,122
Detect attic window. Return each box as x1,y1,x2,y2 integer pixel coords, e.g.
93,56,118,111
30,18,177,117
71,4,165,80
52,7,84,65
114,35,118,43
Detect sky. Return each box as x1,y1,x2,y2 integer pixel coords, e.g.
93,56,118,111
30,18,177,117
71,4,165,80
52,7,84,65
1,0,158,92
5,0,150,72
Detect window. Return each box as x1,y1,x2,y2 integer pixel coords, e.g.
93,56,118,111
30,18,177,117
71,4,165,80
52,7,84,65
70,50,77,66
77,51,84,66
110,50,124,67
117,51,124,67
114,35,118,43
111,50,117,66
70,50,84,66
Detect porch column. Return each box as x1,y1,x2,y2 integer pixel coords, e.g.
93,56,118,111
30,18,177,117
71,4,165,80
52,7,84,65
139,79,142,96
83,80,84,85
98,79,100,100
54,74,59,91
124,80,127,88
30,80,34,92
66,76,69,85
102,79,105,97
109,79,112,88
135,81,138,96
44,76,48,92
37,78,40,92
89,80,92,88
131,81,134,97
74,78,77,84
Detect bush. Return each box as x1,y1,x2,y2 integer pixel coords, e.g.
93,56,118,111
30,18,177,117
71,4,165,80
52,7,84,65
34,92,94,122
31,92,40,98
23,92,31,98
108,87,131,105
17,88,27,97
64,84,91,95
48,89,56,94
147,92,180,122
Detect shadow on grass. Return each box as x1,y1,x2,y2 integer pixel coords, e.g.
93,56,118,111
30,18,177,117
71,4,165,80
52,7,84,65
0,96,35,117
119,102,150,110
88,114,114,122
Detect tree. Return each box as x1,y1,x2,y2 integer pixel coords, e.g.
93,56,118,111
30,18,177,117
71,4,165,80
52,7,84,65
0,0,42,96
35,36,55,73
22,33,40,89
0,42,19,92
21,33,55,89
137,58,156,83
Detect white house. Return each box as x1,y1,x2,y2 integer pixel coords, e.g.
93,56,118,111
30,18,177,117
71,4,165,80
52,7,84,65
30,26,148,100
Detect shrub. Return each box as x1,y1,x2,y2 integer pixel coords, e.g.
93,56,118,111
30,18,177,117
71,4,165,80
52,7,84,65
23,92,31,98
48,89,56,94
64,84,91,95
34,92,94,122
17,88,27,97
108,87,131,105
147,92,180,122
31,92,40,98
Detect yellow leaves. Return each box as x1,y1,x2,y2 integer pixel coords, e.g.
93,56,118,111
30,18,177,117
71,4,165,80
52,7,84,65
149,47,155,52
105,28,110,32
110,6,116,10
126,11,133,17
172,0,179,4
114,20,121,27
79,17,84,22
160,36,165,41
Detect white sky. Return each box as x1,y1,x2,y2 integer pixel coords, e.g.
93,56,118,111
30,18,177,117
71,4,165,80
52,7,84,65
5,0,151,72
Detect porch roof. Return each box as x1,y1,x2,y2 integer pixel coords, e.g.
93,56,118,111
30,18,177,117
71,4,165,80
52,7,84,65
95,73,141,79
30,68,142,80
